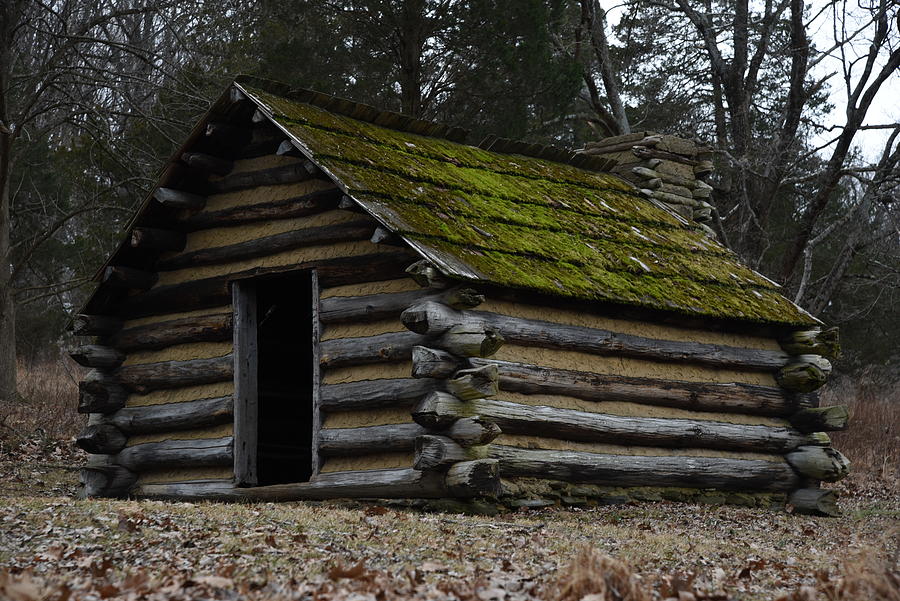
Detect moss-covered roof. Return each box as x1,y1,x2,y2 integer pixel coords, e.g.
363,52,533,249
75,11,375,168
238,81,817,326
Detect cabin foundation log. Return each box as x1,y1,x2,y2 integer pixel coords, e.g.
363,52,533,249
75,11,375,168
489,446,799,491
116,437,234,472
787,488,839,516
80,455,137,498
414,392,821,453
468,358,808,417
134,468,448,501
446,459,501,497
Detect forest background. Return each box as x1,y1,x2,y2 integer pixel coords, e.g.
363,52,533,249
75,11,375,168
1,0,898,403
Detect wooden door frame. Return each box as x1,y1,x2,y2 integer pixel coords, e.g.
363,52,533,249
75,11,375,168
232,270,321,487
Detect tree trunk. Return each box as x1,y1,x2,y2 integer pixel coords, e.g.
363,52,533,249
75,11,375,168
0,128,15,402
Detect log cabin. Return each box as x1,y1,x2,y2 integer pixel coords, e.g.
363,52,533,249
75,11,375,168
70,76,849,516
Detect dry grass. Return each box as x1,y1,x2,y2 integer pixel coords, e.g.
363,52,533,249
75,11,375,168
552,546,651,601
0,356,84,449
822,367,900,484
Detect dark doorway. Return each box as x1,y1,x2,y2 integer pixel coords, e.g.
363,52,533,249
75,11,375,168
254,271,316,485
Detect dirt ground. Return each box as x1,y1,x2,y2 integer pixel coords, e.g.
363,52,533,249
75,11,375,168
0,436,897,601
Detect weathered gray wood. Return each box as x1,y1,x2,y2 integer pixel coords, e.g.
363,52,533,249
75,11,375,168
103,266,158,290
780,328,840,361
158,220,374,271
180,187,340,231
776,355,832,392
76,424,127,454
786,446,850,482
69,345,125,369
78,370,127,414
445,459,501,497
442,287,484,309
789,405,849,432
116,354,234,394
411,346,461,379
338,195,360,210
414,435,487,470
489,446,800,491
402,301,790,371
310,270,322,476
116,436,234,471
471,358,807,416
100,396,233,434
319,378,438,410
319,331,427,368
406,259,449,288
209,161,319,193
120,251,414,319
415,393,820,453
446,364,499,400
319,288,433,324
276,139,297,156
446,416,501,447
72,314,122,336
153,187,206,209
134,468,448,501
233,281,258,487
109,313,232,352
787,488,839,516
181,152,233,176
79,455,136,498
438,325,504,358
371,226,402,245
130,227,186,252
318,423,427,455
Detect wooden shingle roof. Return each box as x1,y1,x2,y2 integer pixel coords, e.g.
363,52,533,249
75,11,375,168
237,78,816,326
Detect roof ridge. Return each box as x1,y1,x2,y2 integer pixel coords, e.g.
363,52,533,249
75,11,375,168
234,74,617,175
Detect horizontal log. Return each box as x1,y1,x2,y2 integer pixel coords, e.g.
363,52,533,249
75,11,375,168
470,358,807,416
582,135,662,155
181,152,233,176
80,455,137,498
413,392,819,453
79,370,127,414
787,488,839,517
401,301,789,371
100,396,233,434
411,346,461,379
76,424,127,454
69,345,124,369
180,187,340,231
776,355,832,393
115,354,233,394
158,220,375,271
154,187,206,210
445,459,501,497
437,325,504,358
130,227,186,252
319,288,433,324
319,331,426,368
633,146,699,166
103,266,158,290
631,166,699,189
406,259,449,288
789,405,849,432
446,416,501,447
116,436,234,471
318,423,427,455
72,314,122,336
489,446,799,491
319,378,438,410
786,446,850,482
120,251,414,319
446,364,499,400
414,435,487,470
779,328,840,361
208,161,319,193
109,313,232,352
134,468,448,501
